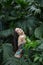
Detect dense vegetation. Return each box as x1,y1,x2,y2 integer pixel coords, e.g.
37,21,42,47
0,0,43,65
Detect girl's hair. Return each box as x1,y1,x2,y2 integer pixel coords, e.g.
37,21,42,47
13,31,19,52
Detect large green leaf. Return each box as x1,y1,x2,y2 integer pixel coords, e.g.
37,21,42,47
38,43,43,50
36,39,43,50
29,5,41,15
35,0,43,7
35,24,43,39
0,29,13,37
2,43,14,61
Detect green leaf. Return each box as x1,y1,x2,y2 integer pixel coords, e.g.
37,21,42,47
2,43,14,61
35,0,43,7
0,29,13,37
34,55,40,62
35,23,43,39
16,0,29,8
29,5,41,15
34,9,41,15
37,42,43,50
30,41,39,48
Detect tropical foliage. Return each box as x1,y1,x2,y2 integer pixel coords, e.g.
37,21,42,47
0,0,43,65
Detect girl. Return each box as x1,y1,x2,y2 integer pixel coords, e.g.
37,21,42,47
14,28,26,58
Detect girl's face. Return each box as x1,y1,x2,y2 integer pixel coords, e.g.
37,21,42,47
15,28,24,35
